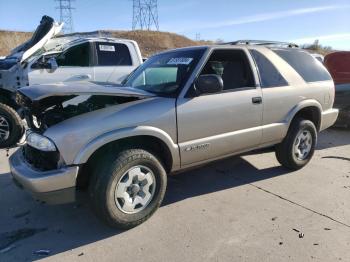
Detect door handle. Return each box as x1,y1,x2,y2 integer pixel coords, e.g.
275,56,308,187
252,96,262,104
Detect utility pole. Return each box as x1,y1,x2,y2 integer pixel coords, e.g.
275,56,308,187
55,0,75,34
132,0,159,31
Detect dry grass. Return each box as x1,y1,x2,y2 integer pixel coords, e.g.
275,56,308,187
0,29,211,57
0,30,32,56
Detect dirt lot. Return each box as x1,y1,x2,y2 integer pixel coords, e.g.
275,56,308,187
0,128,349,262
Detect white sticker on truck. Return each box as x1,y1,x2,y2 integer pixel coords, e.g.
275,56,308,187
99,45,115,52
167,57,193,65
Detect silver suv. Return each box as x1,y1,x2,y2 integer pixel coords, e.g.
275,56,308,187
10,41,338,228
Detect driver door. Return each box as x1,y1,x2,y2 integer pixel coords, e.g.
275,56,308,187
28,42,95,85
177,48,263,166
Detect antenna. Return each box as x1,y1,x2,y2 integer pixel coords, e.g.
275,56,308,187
55,0,75,34
132,0,159,31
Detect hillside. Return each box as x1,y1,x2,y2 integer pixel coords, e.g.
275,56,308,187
0,30,32,56
0,29,333,58
0,29,209,57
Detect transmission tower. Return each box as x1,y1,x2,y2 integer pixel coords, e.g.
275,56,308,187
132,0,159,31
55,0,75,33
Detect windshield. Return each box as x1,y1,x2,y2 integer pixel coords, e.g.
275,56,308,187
124,48,206,95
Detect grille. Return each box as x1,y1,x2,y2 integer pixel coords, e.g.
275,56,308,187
23,145,60,171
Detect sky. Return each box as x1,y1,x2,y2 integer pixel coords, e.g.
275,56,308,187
0,0,349,50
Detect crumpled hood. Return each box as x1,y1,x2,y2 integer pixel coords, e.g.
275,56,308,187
9,15,63,63
18,81,155,101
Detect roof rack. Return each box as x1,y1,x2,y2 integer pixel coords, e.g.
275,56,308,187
221,40,299,48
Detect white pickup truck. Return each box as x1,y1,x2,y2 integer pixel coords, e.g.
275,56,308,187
0,16,143,148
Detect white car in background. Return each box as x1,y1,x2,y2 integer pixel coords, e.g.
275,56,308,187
0,16,143,148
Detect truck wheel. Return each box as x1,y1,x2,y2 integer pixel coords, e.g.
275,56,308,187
0,103,24,149
89,149,167,229
275,118,317,170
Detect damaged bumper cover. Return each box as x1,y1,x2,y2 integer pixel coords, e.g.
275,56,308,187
9,149,79,204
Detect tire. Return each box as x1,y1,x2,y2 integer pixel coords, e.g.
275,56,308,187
0,103,24,149
89,149,167,229
275,118,317,170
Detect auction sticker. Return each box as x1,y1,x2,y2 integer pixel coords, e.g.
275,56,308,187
167,57,193,65
99,45,115,52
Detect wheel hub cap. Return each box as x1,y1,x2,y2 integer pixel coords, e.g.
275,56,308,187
114,166,156,214
0,116,10,141
293,130,312,161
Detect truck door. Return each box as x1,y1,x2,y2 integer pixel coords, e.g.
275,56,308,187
177,48,263,166
92,42,138,84
29,42,94,84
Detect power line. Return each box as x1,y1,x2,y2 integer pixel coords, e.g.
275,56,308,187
132,0,159,31
55,0,75,34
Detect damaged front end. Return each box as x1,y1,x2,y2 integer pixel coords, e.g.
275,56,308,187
16,81,154,133
15,82,154,172
0,16,62,93
17,92,138,132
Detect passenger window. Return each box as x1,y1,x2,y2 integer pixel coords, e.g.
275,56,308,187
273,49,332,83
56,42,90,67
199,49,255,91
96,43,132,66
250,49,288,88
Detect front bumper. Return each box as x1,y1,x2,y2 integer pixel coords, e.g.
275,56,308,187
320,108,339,131
9,149,79,204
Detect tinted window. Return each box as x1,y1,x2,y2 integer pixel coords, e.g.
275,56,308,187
200,49,255,91
250,49,288,88
96,43,132,66
273,49,332,82
56,43,90,67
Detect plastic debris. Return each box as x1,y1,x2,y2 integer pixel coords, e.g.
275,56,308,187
78,252,84,256
271,217,277,221
324,228,331,231
292,228,300,233
33,249,51,256
298,233,305,238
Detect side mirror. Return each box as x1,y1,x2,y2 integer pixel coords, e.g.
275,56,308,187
47,57,58,73
195,74,223,95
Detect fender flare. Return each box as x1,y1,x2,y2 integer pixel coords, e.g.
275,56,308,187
72,126,180,170
285,99,322,129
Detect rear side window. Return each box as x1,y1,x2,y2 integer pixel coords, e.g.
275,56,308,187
96,43,132,66
250,49,288,88
273,49,332,82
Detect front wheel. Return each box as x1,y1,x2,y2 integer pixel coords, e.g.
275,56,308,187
0,103,24,149
89,149,167,229
275,118,317,170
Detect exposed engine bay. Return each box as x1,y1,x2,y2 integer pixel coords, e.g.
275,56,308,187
16,93,139,132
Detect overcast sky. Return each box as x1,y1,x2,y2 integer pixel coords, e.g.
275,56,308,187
0,0,349,49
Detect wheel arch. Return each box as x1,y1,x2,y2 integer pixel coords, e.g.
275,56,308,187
73,126,179,188
76,131,177,189
286,100,322,131
0,89,16,107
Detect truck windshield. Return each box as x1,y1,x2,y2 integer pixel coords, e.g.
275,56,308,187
124,48,206,95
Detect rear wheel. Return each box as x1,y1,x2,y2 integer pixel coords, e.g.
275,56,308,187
275,118,317,170
0,103,24,148
89,149,167,229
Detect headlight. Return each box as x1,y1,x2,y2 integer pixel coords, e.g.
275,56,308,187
26,132,56,151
